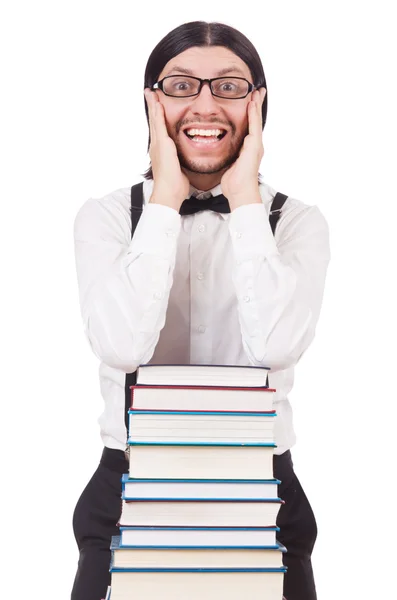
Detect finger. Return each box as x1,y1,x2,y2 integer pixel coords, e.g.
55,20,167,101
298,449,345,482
253,88,266,135
248,95,261,138
155,99,168,137
255,88,265,115
152,97,170,140
144,88,158,145
145,88,169,142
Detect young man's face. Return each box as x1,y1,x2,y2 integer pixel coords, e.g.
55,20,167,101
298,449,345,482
154,46,260,185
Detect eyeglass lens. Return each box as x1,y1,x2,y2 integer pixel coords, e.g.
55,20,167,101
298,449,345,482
162,76,249,98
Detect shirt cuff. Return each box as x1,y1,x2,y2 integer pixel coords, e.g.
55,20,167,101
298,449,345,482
228,203,279,262
127,202,181,261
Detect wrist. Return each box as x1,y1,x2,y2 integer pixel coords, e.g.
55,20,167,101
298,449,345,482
228,190,262,211
149,194,183,212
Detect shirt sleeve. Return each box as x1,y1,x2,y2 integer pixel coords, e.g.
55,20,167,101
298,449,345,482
228,201,331,372
73,197,181,372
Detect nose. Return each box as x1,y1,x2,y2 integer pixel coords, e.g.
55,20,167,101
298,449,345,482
190,81,221,113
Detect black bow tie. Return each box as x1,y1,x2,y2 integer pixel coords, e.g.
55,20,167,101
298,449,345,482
179,193,231,216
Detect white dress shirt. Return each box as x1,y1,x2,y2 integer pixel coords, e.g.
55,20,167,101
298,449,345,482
73,178,330,455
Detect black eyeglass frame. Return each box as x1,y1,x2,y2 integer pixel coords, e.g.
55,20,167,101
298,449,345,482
151,75,258,99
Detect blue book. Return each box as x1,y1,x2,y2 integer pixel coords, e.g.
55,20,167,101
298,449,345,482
118,526,281,548
110,535,287,571
121,473,281,501
118,495,284,528
111,534,286,551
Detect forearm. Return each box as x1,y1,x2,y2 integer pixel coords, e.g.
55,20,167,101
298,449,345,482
74,199,181,372
229,202,330,371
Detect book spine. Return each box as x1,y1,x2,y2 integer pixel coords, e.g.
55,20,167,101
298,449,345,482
130,385,135,408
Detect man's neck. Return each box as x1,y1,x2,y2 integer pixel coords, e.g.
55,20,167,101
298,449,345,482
182,168,227,192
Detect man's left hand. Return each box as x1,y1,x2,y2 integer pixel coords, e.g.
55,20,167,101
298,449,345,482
220,87,267,210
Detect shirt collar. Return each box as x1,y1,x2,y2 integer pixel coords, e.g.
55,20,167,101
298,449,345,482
144,179,275,220
188,182,271,221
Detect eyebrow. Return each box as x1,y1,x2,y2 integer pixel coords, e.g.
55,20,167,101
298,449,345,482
166,65,247,78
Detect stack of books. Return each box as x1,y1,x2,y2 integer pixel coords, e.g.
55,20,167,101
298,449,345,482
107,364,287,599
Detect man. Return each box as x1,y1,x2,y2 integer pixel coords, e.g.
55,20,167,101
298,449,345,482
71,20,330,600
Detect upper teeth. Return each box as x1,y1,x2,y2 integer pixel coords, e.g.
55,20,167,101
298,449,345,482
186,128,224,137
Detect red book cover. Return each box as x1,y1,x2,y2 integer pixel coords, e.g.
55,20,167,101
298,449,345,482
129,384,276,412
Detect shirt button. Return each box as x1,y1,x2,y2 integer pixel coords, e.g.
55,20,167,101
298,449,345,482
235,232,242,239
166,229,175,237
197,272,204,280
198,325,206,333
244,296,250,302
153,292,163,300
198,225,206,233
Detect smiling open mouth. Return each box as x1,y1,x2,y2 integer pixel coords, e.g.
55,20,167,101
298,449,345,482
183,128,228,144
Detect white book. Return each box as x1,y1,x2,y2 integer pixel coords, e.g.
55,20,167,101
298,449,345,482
119,527,280,548
119,499,283,527
127,443,275,480
136,364,270,387
128,411,276,443
109,569,286,600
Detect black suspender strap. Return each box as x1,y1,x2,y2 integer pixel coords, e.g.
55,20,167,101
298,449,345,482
124,184,145,433
124,182,288,434
269,192,288,235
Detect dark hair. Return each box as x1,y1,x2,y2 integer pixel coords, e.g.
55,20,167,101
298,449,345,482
141,21,268,182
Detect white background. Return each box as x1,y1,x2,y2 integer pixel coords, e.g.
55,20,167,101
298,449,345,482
1,1,396,598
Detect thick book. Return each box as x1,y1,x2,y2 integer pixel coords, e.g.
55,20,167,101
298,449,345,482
119,526,280,548
127,442,276,479
129,384,275,413
110,535,286,569
136,364,270,387
128,410,276,444
118,498,283,527
109,568,286,600
121,474,281,500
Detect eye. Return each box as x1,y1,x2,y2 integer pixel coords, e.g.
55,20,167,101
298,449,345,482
172,79,193,91
220,82,238,92
213,78,245,96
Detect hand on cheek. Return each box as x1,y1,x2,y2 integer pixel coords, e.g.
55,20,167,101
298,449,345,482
220,88,266,207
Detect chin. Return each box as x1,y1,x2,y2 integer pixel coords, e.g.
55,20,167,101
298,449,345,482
181,161,226,175
178,151,238,175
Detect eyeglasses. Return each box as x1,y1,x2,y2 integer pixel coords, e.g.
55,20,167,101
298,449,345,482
151,75,257,99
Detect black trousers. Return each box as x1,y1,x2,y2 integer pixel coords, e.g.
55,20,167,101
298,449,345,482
70,447,317,600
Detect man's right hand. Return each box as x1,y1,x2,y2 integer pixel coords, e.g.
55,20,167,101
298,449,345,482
144,88,190,211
